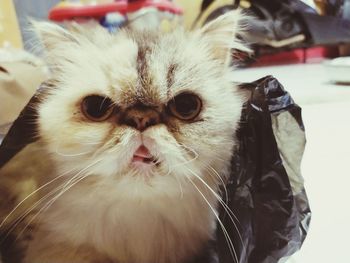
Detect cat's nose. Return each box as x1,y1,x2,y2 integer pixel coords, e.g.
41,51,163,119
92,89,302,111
122,106,160,131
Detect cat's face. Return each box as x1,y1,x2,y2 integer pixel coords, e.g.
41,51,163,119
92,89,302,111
35,12,246,196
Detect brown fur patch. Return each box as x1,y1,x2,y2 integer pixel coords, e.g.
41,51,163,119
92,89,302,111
136,45,151,90
166,63,177,98
131,31,162,106
135,44,161,105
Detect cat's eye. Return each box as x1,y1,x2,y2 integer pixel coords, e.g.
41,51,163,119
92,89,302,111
168,93,202,121
81,95,114,121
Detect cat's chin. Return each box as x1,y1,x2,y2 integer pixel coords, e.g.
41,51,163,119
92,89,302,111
130,161,157,175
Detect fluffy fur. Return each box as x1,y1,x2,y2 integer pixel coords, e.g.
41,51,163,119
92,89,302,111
0,11,246,263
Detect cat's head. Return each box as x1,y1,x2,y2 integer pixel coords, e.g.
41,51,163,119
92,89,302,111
33,11,247,196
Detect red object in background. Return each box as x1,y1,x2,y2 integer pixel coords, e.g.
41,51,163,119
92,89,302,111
49,1,127,21
251,46,339,67
127,0,182,14
49,0,182,22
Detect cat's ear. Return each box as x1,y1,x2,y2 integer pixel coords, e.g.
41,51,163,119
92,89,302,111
198,10,250,65
30,20,80,50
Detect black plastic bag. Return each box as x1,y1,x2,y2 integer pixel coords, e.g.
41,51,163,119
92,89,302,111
0,76,310,263
214,76,311,263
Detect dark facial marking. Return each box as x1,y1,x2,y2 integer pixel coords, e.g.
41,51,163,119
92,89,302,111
166,63,177,97
135,44,163,106
136,45,152,94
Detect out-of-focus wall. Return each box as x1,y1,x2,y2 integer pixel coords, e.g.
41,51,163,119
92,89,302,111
0,0,22,48
13,0,59,51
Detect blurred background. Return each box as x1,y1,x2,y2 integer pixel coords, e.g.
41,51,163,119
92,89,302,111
1,0,350,262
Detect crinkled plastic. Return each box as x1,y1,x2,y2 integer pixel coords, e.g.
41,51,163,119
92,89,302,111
213,76,311,263
0,76,310,263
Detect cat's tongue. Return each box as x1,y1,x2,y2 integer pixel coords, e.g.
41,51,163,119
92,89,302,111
132,145,153,163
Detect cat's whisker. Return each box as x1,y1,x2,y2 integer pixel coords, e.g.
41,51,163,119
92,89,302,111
72,135,104,145
177,140,228,159
2,166,83,236
76,142,103,147
1,183,64,244
157,142,199,167
154,160,173,178
208,140,236,145
203,164,243,236
0,166,86,243
203,164,227,193
201,162,229,205
169,155,198,168
183,171,239,263
54,148,91,157
15,158,104,241
177,146,225,164
177,143,199,159
93,130,135,159
162,162,184,199
161,150,197,170
59,158,102,192
174,174,184,199
15,172,91,242
200,150,227,162
185,167,244,250
0,165,78,230
51,136,97,157
92,136,119,158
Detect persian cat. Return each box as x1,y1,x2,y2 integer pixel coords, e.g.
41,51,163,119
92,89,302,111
0,11,247,263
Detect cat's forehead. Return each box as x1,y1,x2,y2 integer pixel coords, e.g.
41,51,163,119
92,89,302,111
98,30,205,107
60,28,211,108
132,32,175,105
106,32,176,108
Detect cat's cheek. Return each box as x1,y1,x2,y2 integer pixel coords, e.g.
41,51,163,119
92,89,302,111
38,99,113,161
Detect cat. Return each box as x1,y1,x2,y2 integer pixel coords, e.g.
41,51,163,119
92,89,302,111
0,10,248,263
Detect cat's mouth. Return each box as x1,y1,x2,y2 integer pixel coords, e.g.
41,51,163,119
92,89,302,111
132,145,158,166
